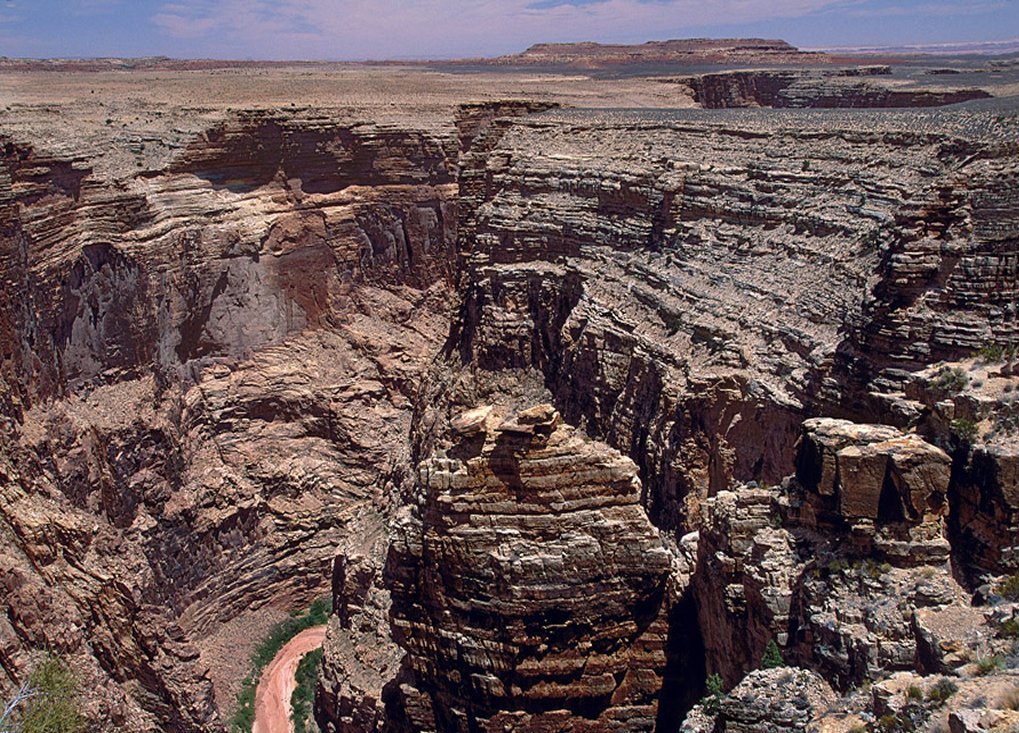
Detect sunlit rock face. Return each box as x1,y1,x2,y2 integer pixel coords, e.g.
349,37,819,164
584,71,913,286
0,110,458,730
385,404,675,733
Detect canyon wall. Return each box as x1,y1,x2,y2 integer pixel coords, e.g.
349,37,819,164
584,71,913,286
0,79,1016,733
0,111,458,730
449,107,1017,532
319,100,1018,731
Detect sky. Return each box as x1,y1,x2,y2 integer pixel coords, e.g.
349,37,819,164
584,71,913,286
0,0,1015,60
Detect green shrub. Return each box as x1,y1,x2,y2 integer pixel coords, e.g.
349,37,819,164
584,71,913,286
701,673,725,715
11,655,86,733
230,597,332,733
878,713,901,732
934,366,969,396
1000,572,1019,602
950,418,979,443
761,639,784,669
999,618,1019,639
978,344,1006,363
926,677,958,704
291,648,323,733
976,655,1003,675
906,684,924,701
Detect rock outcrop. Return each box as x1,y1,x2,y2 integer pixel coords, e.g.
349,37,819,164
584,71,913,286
384,404,676,732
694,418,965,690
672,68,992,109
953,443,1019,576
488,39,831,68
682,667,837,733
0,109,459,730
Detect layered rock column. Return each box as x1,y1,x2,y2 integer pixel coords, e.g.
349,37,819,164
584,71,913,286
694,418,962,689
385,404,674,732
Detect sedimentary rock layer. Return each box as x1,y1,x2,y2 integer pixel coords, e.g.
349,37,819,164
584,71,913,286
385,404,674,732
0,110,458,730
452,106,1017,533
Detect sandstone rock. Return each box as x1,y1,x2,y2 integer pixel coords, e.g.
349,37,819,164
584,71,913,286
675,68,991,109
694,487,799,685
316,555,400,733
385,405,675,732
949,709,991,733
0,109,459,730
450,405,493,435
718,667,837,732
913,605,990,674
954,443,1019,575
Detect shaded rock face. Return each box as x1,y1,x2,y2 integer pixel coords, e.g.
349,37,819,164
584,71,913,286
0,111,458,730
952,443,1019,576
674,68,992,109
693,418,964,691
315,553,401,733
384,404,674,732
450,109,1015,533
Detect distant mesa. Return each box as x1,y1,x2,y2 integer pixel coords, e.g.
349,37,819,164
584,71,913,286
0,38,829,72
484,37,833,68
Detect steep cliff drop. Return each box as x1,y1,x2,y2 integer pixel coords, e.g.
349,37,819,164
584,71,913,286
0,59,1015,733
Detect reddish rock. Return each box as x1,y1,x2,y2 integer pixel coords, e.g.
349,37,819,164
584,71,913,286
385,405,674,732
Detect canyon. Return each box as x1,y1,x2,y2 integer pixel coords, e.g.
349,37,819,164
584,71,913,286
0,43,1017,733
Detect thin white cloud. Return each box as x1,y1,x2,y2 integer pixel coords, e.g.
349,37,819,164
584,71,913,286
844,1,1008,17
149,0,863,58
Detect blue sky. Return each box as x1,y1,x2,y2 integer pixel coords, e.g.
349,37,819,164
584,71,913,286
0,0,1015,60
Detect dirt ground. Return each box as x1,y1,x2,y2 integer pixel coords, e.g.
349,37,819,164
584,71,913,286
252,626,327,733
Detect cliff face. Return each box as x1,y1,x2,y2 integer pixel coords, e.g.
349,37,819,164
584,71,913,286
0,111,458,730
450,108,1017,533
1,76,1017,733
385,403,675,732
368,102,1018,731
673,68,992,109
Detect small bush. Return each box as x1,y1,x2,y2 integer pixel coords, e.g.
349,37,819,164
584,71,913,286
978,344,1006,363
975,655,1003,675
993,403,1019,436
877,714,901,732
761,639,784,669
999,617,1019,639
906,684,924,701
935,366,969,396
12,654,86,733
1000,571,1019,602
701,673,725,715
926,677,958,704
950,418,979,443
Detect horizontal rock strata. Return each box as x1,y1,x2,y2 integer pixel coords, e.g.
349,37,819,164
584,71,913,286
0,109,459,730
385,404,674,732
